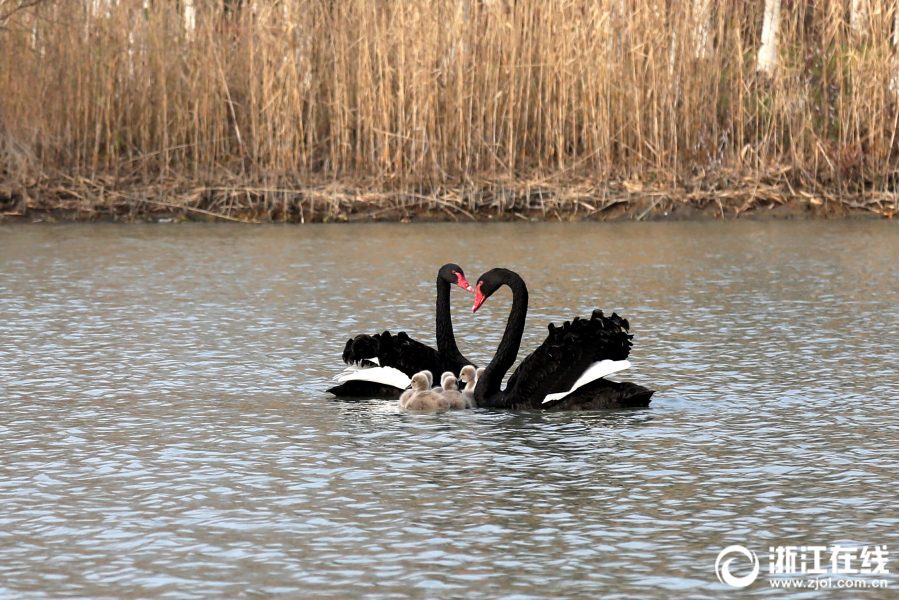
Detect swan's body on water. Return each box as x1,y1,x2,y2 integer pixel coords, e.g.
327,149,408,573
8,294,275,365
328,264,476,398
331,359,412,390
541,359,632,404
471,268,654,410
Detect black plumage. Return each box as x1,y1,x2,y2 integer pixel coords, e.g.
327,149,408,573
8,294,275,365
472,268,653,410
341,330,445,377
328,264,475,398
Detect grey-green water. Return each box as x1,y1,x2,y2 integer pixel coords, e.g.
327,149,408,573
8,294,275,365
1,222,897,599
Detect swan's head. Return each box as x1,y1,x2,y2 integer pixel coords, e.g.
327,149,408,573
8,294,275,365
459,365,477,384
411,373,430,391
472,268,514,312
439,263,474,293
476,367,486,381
440,371,453,388
421,370,434,388
443,375,458,392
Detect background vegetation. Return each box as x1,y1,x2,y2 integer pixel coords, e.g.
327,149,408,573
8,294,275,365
1,0,898,220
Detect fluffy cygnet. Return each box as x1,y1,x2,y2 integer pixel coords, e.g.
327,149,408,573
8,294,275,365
459,365,478,409
403,373,449,410
441,375,468,409
421,370,434,389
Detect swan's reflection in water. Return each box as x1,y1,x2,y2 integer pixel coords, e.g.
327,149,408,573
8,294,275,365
1,221,898,598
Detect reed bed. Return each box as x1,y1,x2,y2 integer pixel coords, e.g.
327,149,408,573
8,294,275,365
1,0,898,221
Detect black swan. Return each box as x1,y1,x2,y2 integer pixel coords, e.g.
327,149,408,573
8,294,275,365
328,264,475,398
471,268,654,410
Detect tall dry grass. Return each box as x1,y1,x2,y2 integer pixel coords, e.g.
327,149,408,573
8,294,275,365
1,0,898,205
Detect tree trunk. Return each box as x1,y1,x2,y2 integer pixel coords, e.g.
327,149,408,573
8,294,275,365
757,0,781,75
850,0,868,38
692,0,712,59
184,0,196,40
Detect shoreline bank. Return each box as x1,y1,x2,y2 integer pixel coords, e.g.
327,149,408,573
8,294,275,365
1,174,896,224
5,2,899,228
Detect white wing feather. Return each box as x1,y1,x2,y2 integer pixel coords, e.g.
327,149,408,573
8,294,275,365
335,366,411,390
541,360,631,404
331,356,381,381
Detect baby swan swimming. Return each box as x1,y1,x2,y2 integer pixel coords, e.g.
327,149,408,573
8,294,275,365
458,365,478,409
402,373,449,411
399,371,431,408
422,370,434,389
441,374,469,409
430,371,453,394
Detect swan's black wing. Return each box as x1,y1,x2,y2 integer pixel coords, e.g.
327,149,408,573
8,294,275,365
330,331,444,399
342,330,443,378
379,331,445,376
503,310,634,409
545,379,654,410
326,380,408,399
342,334,381,366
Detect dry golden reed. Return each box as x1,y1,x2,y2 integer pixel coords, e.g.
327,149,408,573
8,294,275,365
1,1,898,205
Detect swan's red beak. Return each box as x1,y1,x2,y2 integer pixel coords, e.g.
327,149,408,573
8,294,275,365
454,271,474,292
472,283,486,313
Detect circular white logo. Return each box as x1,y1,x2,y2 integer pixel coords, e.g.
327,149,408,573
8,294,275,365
715,545,760,588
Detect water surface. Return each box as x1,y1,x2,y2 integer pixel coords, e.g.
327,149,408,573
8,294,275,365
1,221,897,598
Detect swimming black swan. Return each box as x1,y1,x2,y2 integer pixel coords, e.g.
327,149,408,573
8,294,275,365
328,264,476,397
471,268,654,410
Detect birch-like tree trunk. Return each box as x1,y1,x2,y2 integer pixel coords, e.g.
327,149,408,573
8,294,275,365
757,0,781,75
891,2,899,92
183,0,195,40
894,3,899,47
850,0,868,38
692,0,712,59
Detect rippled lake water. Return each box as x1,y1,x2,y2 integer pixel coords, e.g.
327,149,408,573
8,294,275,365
1,221,897,599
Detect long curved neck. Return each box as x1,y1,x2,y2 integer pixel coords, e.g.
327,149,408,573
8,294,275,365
476,272,528,403
435,277,462,360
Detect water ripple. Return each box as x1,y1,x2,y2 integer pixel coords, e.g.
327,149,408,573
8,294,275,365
1,221,897,598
